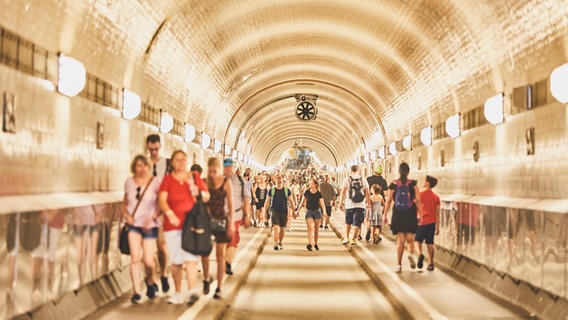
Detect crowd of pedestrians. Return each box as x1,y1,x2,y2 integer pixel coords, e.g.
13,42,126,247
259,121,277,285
120,134,441,306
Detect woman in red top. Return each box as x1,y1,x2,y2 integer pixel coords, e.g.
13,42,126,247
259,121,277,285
159,150,209,305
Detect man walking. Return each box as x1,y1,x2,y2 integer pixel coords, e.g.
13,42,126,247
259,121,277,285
146,134,170,293
338,165,371,245
264,174,296,250
319,175,336,230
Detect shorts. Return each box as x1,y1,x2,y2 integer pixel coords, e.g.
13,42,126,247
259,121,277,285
130,226,159,239
271,211,288,227
228,220,242,248
345,208,365,227
415,223,436,244
306,209,323,220
325,206,332,217
164,230,199,264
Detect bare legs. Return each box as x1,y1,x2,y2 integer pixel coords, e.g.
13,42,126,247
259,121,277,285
306,218,322,246
396,232,415,266
128,232,157,295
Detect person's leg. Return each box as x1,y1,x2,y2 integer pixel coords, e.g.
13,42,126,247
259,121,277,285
306,218,315,247
128,231,143,296
142,237,158,286
201,255,210,281
156,227,169,292
216,243,227,288
171,265,182,292
273,224,281,245
427,244,435,265
396,233,405,267
314,218,322,245
185,260,198,292
406,233,415,254
344,209,353,241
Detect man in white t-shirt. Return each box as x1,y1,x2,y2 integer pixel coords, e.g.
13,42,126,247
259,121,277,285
146,134,170,293
338,165,371,245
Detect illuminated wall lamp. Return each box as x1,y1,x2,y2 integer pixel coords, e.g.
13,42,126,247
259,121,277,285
232,150,238,159
238,152,244,161
389,142,398,156
58,54,86,97
402,134,412,151
484,93,504,125
224,145,232,155
550,63,568,104
201,132,211,149
378,146,386,159
122,89,141,120
445,113,461,138
420,126,432,146
214,139,222,153
370,150,377,161
160,111,174,134
184,123,195,142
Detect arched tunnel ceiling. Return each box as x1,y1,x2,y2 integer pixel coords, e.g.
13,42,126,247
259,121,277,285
1,0,566,166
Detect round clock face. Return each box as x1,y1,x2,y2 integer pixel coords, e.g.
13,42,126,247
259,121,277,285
296,101,316,120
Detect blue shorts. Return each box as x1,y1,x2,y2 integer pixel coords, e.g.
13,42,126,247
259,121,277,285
306,209,323,220
129,226,159,239
415,223,436,244
345,208,365,227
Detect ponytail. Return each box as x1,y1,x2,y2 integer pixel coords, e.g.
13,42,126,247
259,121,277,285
399,162,410,183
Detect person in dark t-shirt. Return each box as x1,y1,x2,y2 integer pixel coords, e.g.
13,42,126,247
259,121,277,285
296,178,326,251
264,174,296,251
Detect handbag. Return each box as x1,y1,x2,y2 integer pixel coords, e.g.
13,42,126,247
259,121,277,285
182,198,213,256
120,177,153,255
210,218,227,233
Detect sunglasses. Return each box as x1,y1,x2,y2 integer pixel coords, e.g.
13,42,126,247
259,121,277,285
136,186,141,200
153,164,157,177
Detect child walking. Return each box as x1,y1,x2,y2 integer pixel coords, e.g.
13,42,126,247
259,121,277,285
366,184,385,244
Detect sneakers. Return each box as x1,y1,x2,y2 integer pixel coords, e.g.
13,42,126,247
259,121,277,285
187,293,200,306
365,230,371,241
427,264,435,271
203,278,211,295
146,283,156,299
319,225,324,230
357,235,363,241
408,255,416,269
417,254,425,269
278,243,283,250
395,265,402,273
285,227,291,232
161,276,170,293
225,262,234,275
274,244,279,251
213,287,221,299
324,226,329,230
341,238,349,244
306,244,313,251
314,244,319,251
167,292,184,305
131,293,141,304
350,238,357,246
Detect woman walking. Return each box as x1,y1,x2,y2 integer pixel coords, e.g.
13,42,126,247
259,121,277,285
159,150,210,305
384,162,422,272
202,157,234,299
122,155,161,303
295,178,326,251
252,174,269,227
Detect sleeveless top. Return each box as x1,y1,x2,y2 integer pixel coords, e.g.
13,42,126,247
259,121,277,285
208,178,227,220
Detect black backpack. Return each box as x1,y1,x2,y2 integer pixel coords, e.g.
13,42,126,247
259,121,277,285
348,176,365,203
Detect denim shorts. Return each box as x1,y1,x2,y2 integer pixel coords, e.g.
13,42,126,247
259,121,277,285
129,226,159,239
306,209,323,220
345,208,365,227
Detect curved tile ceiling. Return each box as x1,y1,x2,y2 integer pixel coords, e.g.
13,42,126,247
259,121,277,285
1,0,566,166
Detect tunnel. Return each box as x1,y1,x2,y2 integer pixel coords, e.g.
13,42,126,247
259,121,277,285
0,1,567,319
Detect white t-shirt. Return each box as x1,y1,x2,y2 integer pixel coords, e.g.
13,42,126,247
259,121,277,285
342,174,369,209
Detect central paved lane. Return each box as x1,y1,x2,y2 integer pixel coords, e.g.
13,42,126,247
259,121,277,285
223,212,400,320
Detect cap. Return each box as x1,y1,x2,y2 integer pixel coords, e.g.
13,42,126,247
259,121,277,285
374,166,383,174
223,158,234,167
